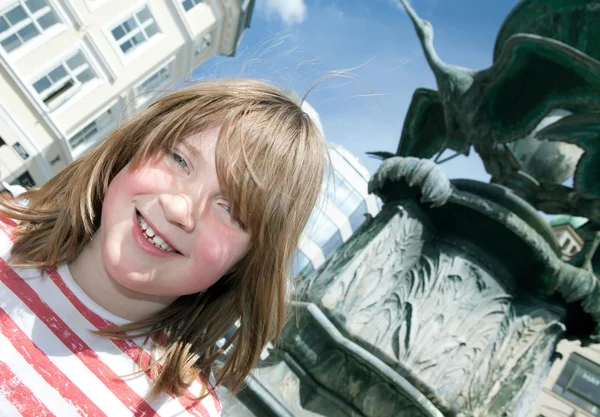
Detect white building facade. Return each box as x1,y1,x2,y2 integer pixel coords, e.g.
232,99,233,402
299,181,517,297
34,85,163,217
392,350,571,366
532,217,600,417
0,0,255,188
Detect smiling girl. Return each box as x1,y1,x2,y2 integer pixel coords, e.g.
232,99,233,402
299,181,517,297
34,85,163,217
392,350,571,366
0,78,325,416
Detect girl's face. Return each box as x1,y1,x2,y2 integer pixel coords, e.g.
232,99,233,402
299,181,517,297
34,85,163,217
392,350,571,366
99,127,251,298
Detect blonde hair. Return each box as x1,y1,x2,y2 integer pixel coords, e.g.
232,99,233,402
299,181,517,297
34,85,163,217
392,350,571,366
0,78,326,396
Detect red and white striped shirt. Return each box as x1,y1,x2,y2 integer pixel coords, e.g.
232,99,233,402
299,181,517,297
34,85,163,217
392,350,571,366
0,217,222,416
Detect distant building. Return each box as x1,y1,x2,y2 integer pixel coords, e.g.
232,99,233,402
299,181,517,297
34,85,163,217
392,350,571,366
551,215,587,260
534,215,600,417
278,93,380,277
293,141,380,276
0,0,255,188
534,340,600,417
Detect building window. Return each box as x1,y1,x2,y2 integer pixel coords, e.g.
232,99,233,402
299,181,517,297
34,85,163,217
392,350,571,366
194,31,212,57
32,50,96,109
11,171,35,188
553,353,600,416
0,0,59,53
326,171,364,217
182,0,203,12
69,107,115,157
111,5,159,55
322,231,343,259
305,211,343,259
134,61,173,106
292,250,313,277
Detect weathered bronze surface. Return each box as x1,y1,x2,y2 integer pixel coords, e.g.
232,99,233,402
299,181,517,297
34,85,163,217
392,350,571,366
383,0,600,224
222,1,600,416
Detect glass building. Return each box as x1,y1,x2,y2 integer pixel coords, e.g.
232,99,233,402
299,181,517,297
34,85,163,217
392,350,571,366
293,143,380,277
287,98,380,278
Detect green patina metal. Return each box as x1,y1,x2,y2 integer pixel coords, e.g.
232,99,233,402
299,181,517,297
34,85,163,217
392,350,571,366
221,2,600,416
383,0,600,224
494,0,600,63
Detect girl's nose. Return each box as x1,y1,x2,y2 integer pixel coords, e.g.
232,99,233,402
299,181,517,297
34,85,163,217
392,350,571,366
158,193,194,232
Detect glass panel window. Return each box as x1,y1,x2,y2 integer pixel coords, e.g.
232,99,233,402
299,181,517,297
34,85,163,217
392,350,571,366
48,65,67,82
33,76,50,93
37,10,57,29
67,53,84,70
6,6,27,24
1,34,20,52
111,6,160,55
182,0,203,12
326,171,364,217
292,250,311,277
0,0,59,53
17,23,38,42
134,61,172,106
120,40,133,53
25,0,46,13
553,353,600,416
69,108,116,155
145,22,158,38
11,171,35,188
136,8,150,24
322,230,343,259
76,68,93,84
111,26,125,41
32,50,96,108
194,31,212,57
0,17,9,33
305,210,342,259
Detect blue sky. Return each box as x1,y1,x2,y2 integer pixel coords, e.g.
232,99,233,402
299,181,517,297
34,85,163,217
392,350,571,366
194,0,521,180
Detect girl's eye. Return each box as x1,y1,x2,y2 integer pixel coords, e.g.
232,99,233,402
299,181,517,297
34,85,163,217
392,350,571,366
172,152,189,171
220,204,246,230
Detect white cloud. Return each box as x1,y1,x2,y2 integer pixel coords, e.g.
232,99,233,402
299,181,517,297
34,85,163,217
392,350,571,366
260,0,308,25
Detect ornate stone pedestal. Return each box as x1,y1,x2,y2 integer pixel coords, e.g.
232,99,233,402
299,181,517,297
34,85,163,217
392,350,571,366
225,168,600,417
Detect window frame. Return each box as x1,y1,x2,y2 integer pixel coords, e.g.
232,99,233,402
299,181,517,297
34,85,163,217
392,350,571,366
132,56,175,108
67,99,119,158
326,170,364,217
305,210,342,259
348,200,368,232
28,44,102,112
0,0,66,59
292,249,312,278
194,30,212,57
553,353,600,415
104,2,163,64
181,0,204,13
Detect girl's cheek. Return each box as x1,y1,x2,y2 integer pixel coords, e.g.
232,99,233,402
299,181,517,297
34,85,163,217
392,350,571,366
196,240,230,270
195,226,243,269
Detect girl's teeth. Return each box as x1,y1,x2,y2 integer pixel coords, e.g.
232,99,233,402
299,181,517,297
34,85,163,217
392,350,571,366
137,212,176,253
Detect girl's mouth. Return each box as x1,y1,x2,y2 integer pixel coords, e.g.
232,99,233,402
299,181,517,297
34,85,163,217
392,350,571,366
136,211,180,254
